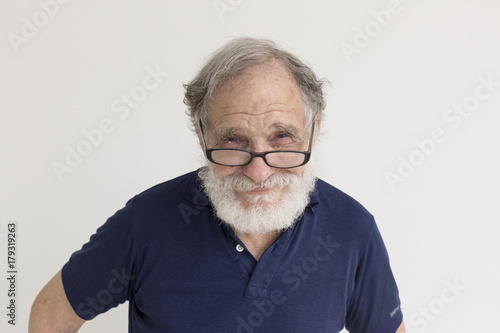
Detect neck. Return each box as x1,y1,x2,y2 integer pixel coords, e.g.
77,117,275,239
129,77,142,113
235,231,280,261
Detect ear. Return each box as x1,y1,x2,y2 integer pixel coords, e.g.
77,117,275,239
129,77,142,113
315,115,322,134
312,115,322,147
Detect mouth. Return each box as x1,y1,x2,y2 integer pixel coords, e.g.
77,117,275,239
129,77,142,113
250,186,274,194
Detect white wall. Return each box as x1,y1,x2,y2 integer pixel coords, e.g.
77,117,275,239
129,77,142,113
1,0,499,332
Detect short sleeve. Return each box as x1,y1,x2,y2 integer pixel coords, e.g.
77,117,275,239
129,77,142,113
61,198,137,320
345,219,402,333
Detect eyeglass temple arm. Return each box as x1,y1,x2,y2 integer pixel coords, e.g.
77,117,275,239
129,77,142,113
307,115,317,152
199,120,209,150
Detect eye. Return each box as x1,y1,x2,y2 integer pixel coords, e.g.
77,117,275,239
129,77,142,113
276,133,291,139
217,135,247,148
271,132,296,149
274,132,295,142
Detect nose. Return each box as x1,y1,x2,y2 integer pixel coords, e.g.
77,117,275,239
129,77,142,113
242,154,275,184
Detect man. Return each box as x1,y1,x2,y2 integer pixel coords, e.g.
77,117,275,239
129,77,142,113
30,37,405,332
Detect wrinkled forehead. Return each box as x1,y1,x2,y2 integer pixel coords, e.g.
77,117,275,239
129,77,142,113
206,62,306,131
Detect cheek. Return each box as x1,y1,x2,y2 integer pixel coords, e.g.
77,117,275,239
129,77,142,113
285,165,305,178
212,164,242,178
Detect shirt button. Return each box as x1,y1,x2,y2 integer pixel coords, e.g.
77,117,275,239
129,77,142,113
236,244,244,252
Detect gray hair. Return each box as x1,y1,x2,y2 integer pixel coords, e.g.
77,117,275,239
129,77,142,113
183,37,327,132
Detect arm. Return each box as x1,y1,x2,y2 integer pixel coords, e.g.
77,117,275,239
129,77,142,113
29,269,86,333
396,321,406,333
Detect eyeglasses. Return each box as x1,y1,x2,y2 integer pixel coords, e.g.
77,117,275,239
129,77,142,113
199,118,316,169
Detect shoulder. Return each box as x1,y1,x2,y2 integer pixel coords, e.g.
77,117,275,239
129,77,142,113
128,170,200,211
313,178,376,239
110,170,206,231
314,178,372,219
107,170,209,251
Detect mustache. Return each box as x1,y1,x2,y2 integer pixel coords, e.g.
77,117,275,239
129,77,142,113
213,171,300,192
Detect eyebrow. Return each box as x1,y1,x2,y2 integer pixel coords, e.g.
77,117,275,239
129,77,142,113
212,127,240,143
271,123,305,142
272,123,300,135
211,122,304,142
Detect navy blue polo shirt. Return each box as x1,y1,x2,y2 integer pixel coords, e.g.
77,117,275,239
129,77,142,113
62,170,402,332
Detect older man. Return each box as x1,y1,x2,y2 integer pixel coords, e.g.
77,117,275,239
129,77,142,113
30,37,405,332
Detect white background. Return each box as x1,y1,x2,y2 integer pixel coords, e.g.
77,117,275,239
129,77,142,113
1,0,499,332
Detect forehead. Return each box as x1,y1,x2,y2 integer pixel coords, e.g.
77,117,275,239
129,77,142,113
207,62,305,131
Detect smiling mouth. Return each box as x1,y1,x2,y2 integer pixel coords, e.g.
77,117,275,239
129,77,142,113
250,186,273,193
234,186,274,197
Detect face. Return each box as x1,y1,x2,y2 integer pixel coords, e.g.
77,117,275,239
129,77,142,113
198,62,319,234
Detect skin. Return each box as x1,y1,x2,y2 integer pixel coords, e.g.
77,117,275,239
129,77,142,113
29,269,85,332
397,321,407,332
29,60,405,333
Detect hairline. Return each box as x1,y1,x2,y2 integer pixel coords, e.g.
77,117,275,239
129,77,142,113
184,37,326,135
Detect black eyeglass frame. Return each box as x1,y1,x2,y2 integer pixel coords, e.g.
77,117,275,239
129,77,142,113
199,117,316,169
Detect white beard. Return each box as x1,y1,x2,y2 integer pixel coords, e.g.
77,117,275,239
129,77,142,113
198,163,316,234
